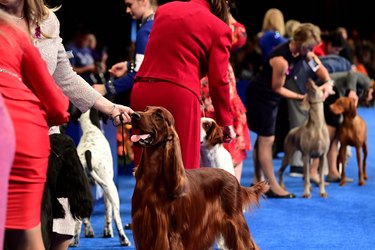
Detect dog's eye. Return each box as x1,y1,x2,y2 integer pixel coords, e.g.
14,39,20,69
203,123,210,129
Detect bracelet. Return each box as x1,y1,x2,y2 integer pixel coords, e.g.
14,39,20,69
109,104,116,117
323,79,334,86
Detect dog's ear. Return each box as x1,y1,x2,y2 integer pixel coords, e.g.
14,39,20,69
164,126,187,198
207,121,224,146
346,98,357,118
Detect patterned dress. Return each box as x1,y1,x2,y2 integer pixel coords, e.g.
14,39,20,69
200,63,251,166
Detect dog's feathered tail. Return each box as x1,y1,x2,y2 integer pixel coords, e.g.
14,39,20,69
241,181,269,211
54,135,94,220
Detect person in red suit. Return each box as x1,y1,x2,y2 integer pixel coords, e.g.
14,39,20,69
131,0,236,170
0,10,70,249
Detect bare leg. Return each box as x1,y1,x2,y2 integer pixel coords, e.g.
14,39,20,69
252,139,264,184
257,135,290,195
327,126,341,179
4,223,45,250
234,162,243,184
50,233,73,250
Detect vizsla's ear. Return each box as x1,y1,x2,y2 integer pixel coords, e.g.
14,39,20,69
347,98,357,118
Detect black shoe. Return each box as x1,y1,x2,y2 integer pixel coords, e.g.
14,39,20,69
124,223,132,230
265,189,296,199
325,175,354,183
289,166,303,178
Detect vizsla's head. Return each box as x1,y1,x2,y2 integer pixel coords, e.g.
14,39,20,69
130,106,177,147
330,96,357,118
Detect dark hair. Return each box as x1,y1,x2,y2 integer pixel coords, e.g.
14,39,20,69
207,0,235,24
322,30,346,47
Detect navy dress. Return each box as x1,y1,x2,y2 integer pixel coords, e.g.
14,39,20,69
246,41,306,136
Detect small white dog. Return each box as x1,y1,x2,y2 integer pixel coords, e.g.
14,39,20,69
70,109,131,247
200,117,235,176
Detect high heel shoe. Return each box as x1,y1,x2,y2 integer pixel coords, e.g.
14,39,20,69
265,189,296,199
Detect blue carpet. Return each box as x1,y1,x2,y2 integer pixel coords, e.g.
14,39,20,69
69,107,375,250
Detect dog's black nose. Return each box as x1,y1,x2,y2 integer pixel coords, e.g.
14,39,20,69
131,112,141,121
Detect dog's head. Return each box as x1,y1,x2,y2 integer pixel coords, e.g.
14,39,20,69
200,117,224,148
330,96,357,118
131,106,186,198
301,79,324,110
130,106,176,147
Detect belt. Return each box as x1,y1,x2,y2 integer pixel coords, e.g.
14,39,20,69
0,68,22,82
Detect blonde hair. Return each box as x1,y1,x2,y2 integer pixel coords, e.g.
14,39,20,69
261,8,285,36
285,19,301,38
24,0,61,38
293,23,321,45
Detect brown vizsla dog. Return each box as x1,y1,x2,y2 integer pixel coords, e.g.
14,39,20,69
330,96,368,186
278,79,330,198
130,106,268,250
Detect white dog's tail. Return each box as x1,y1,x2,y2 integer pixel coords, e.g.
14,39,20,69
84,150,104,199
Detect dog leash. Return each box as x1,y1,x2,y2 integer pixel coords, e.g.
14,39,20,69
112,113,128,172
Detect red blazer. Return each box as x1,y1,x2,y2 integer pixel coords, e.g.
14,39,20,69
135,0,233,126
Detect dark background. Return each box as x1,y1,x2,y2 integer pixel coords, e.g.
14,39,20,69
46,0,374,67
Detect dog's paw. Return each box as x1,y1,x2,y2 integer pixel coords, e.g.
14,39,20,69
103,227,114,238
120,234,132,246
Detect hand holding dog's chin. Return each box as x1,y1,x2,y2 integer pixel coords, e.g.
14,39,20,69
222,125,236,143
111,105,134,124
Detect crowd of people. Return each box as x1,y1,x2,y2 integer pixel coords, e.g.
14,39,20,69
1,0,375,248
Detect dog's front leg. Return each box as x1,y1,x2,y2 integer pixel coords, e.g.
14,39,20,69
339,144,348,186
302,156,311,198
318,155,328,198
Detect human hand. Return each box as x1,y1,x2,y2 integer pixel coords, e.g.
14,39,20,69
109,104,134,126
347,90,359,106
222,125,236,143
108,61,127,78
320,80,335,100
92,84,106,95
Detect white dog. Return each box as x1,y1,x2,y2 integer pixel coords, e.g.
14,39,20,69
70,109,131,247
200,117,235,176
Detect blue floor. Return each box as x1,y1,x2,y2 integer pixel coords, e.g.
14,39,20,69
70,107,375,250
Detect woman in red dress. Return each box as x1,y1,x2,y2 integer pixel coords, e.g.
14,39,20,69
0,10,69,249
131,0,236,170
200,14,251,182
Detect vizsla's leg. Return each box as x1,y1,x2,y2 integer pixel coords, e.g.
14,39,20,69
339,144,348,186
355,147,365,186
363,142,368,180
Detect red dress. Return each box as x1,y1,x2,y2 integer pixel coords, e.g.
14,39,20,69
132,0,232,169
0,24,69,230
201,64,251,165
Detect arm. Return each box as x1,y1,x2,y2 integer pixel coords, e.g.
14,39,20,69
270,56,305,100
306,52,335,100
207,28,236,141
21,40,69,126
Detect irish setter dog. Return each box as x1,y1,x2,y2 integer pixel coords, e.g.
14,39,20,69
130,106,268,250
330,96,368,186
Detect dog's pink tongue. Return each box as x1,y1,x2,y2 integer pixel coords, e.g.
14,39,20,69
131,134,150,142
